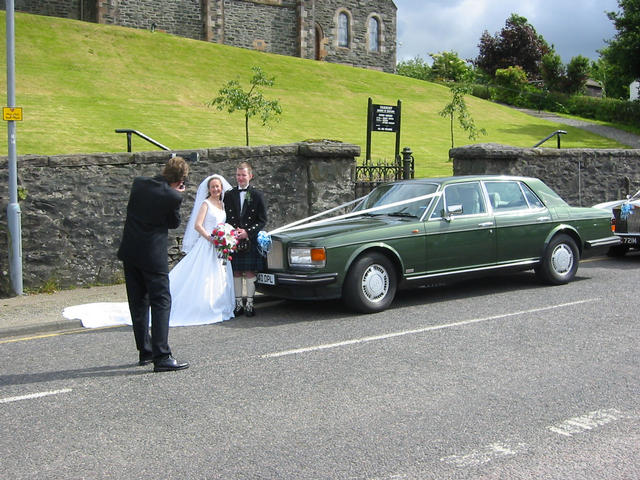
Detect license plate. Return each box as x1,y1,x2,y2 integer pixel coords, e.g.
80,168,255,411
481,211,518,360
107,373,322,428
257,273,275,285
622,237,639,244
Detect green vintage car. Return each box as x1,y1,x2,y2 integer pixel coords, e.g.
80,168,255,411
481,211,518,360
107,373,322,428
256,175,619,313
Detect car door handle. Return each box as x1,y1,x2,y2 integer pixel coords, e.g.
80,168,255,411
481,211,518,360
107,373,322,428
537,216,551,222
478,222,494,227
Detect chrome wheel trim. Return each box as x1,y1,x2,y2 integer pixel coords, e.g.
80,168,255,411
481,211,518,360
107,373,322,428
360,264,389,302
551,243,574,275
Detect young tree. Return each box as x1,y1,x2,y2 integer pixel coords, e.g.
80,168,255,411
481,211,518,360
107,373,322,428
439,83,487,149
207,66,282,146
475,13,550,78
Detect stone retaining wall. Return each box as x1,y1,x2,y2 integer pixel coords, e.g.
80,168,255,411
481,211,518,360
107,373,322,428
0,142,358,296
451,144,640,207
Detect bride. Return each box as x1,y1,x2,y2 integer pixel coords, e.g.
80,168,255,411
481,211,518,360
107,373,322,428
63,173,236,328
168,174,235,325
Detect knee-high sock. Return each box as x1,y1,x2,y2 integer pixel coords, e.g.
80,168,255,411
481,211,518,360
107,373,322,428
246,276,256,304
234,277,244,304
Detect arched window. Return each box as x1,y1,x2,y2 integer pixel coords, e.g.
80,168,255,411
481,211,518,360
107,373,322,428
368,17,379,52
315,24,324,60
338,12,349,47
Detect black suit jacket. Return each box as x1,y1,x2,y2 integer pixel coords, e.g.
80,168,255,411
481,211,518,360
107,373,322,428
117,175,183,273
224,185,267,240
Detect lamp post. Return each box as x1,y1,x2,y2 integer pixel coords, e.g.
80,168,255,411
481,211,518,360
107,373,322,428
5,0,23,295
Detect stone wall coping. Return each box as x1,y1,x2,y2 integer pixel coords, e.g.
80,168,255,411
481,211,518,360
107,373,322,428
0,142,361,168
450,143,640,160
299,141,361,158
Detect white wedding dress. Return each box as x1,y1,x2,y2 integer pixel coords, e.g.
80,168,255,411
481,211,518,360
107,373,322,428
168,199,235,325
63,199,235,328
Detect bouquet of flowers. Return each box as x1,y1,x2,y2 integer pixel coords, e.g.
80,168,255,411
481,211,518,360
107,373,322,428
211,223,238,264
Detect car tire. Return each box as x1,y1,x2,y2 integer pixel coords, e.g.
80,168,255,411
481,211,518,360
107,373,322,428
535,234,579,285
343,252,397,313
607,244,629,257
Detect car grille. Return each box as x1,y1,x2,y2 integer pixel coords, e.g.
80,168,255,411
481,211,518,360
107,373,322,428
628,210,640,233
613,206,640,233
266,239,284,269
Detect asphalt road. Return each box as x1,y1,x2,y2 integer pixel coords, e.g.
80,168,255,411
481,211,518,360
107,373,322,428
1,255,639,479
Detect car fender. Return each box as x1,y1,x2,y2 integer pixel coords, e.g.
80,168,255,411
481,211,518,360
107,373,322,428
341,242,404,278
542,224,583,256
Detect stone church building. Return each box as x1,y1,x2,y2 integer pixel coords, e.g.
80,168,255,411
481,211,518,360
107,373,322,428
5,0,398,72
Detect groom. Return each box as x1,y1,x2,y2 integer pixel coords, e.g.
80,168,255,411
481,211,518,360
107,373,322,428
224,161,268,317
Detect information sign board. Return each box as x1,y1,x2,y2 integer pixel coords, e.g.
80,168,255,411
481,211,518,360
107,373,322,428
372,104,398,132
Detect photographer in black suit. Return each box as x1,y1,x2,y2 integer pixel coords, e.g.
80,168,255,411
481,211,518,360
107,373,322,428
117,156,190,372
224,161,267,317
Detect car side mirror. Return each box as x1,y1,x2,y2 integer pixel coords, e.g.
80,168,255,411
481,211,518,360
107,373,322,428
444,204,463,221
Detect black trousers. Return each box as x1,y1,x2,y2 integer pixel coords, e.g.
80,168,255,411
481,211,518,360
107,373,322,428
122,262,172,359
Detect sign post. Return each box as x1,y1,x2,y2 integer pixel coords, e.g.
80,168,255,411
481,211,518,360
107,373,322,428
5,0,23,295
366,98,401,162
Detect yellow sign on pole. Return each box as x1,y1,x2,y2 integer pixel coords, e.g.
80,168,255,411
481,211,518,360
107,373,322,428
3,106,23,121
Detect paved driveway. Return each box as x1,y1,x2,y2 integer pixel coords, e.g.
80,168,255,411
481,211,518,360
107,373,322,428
516,107,640,148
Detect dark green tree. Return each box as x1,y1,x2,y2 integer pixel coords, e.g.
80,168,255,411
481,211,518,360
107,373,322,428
591,55,630,98
540,51,565,92
605,0,640,81
475,13,550,78
565,55,591,94
207,66,282,146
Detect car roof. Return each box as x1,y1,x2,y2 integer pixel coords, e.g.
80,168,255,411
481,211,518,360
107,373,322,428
388,175,540,187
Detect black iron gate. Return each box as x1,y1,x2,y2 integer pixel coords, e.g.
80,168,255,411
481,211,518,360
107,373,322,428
354,147,414,197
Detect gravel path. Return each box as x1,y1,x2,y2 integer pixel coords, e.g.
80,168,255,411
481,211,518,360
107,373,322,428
516,107,640,148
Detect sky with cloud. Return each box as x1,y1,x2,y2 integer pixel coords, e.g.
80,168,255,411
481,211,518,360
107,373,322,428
393,0,621,64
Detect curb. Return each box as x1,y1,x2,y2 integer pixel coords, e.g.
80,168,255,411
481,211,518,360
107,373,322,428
0,294,278,340
0,320,84,339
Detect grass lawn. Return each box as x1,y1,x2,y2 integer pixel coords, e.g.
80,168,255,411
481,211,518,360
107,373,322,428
0,12,627,178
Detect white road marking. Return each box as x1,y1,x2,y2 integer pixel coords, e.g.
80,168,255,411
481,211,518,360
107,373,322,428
441,442,528,467
0,388,72,404
261,299,598,358
548,408,624,437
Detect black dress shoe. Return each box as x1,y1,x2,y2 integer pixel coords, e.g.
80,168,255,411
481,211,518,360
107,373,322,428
138,353,153,366
234,305,244,316
245,304,255,317
153,355,189,372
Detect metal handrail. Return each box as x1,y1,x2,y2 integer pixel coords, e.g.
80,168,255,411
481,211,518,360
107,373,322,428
533,130,567,148
115,129,170,152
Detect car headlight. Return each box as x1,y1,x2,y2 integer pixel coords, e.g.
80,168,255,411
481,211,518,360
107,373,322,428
289,247,326,267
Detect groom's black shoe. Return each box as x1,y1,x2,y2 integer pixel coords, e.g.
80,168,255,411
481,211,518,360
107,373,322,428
245,304,255,317
234,305,244,316
154,355,189,373
138,353,153,366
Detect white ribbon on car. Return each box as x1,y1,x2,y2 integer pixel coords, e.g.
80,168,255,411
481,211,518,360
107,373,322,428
268,196,365,235
271,191,442,234
257,191,442,255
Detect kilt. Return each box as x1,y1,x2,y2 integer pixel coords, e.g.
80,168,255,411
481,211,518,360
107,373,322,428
231,238,264,272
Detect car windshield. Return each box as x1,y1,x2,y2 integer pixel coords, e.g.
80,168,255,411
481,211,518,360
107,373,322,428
353,182,440,218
